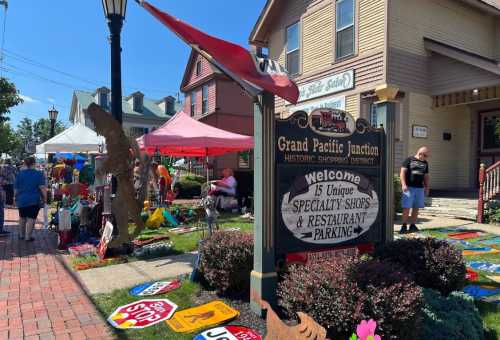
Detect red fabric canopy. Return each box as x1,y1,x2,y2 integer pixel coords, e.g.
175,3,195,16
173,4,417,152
137,111,254,157
139,1,299,104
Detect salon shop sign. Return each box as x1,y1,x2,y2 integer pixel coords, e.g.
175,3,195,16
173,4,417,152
281,169,378,244
107,299,177,329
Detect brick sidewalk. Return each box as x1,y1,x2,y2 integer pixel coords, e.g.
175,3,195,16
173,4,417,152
0,208,113,340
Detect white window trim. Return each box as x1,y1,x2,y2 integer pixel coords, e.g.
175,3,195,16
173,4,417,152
286,21,301,76
202,85,209,114
335,0,356,61
190,91,196,116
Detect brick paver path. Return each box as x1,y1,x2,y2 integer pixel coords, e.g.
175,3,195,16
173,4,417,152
0,208,113,339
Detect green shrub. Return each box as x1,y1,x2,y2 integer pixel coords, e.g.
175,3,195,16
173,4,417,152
419,288,484,340
199,231,253,295
394,175,402,213
184,173,206,184
374,238,466,295
484,200,500,224
174,179,201,198
277,255,423,339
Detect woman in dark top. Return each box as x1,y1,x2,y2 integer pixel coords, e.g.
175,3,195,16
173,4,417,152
14,157,47,241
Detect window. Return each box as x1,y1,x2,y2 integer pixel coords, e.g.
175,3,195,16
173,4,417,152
481,112,500,152
286,22,300,76
133,96,143,112
99,92,108,109
196,61,202,76
336,0,355,59
190,91,196,116
202,85,209,114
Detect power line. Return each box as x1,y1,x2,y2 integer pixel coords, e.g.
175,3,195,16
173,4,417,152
3,48,180,96
0,0,7,77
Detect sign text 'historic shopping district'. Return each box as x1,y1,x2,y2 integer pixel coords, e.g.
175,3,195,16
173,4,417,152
275,108,386,257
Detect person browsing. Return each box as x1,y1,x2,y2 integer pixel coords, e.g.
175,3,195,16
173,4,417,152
209,168,237,196
400,146,430,234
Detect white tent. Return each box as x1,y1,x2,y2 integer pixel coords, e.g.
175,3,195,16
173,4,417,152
36,123,105,154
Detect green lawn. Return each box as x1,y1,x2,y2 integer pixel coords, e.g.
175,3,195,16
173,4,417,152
137,211,253,254
92,279,200,340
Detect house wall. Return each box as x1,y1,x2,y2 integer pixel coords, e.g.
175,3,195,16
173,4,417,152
265,0,386,117
407,92,472,189
387,0,497,94
184,80,217,118
216,80,254,116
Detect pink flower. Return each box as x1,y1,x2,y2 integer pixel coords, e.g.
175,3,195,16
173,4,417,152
356,319,381,340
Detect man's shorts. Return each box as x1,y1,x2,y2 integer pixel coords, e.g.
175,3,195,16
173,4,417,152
401,187,425,209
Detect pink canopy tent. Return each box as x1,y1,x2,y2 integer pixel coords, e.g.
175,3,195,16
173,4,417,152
137,111,253,181
137,111,254,157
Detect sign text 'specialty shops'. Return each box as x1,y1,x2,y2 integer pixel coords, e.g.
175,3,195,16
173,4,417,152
275,108,385,257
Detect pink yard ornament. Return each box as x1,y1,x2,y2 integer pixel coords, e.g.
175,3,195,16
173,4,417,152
356,319,381,340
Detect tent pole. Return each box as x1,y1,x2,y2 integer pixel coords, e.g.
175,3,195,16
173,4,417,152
205,148,209,184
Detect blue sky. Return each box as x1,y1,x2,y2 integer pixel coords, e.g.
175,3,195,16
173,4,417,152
2,0,266,128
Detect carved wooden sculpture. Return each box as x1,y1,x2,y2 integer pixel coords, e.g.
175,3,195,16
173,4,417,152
87,103,149,247
261,301,327,340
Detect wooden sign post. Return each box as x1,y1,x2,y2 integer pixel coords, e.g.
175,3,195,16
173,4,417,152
251,86,397,316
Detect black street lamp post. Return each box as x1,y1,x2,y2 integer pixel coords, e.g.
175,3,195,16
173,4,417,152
48,106,58,138
102,0,127,125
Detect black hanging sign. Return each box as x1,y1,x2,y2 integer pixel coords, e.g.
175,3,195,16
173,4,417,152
275,109,386,257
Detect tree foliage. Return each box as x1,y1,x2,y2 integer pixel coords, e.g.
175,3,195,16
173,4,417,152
8,117,65,160
0,122,17,155
0,77,23,122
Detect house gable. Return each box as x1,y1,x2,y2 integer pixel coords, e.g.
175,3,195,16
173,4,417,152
180,49,223,91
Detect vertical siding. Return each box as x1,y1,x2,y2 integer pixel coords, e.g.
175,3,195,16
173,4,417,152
408,92,472,189
358,0,385,54
389,0,495,58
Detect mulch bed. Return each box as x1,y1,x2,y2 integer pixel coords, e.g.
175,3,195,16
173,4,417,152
192,289,268,337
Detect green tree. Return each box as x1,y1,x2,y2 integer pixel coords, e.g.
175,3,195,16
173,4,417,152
33,118,65,144
0,122,18,155
0,77,23,122
11,117,65,160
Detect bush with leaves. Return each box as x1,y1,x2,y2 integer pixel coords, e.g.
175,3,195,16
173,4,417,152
277,255,423,339
419,288,484,340
199,230,253,294
374,238,466,295
174,179,201,198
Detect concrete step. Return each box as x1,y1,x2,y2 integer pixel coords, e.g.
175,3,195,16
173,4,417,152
420,206,477,221
424,197,477,209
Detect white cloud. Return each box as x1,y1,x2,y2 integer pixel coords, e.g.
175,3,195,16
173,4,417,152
19,94,38,103
47,97,55,103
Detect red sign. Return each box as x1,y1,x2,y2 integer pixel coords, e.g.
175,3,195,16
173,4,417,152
286,243,374,265
194,325,262,340
138,1,299,104
107,299,177,329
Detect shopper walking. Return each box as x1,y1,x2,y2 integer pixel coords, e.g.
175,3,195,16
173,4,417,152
1,159,17,206
0,175,9,236
400,146,430,234
14,157,47,241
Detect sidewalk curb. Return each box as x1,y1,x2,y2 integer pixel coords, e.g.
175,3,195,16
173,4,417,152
54,251,115,336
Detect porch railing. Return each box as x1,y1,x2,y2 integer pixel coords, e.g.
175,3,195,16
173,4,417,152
477,161,500,223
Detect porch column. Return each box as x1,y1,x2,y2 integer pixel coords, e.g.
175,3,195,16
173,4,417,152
250,91,278,316
375,85,399,243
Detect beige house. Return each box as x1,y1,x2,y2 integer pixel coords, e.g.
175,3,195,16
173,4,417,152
250,0,500,192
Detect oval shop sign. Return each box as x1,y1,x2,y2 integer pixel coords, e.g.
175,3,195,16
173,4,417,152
281,169,379,244
308,108,356,138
